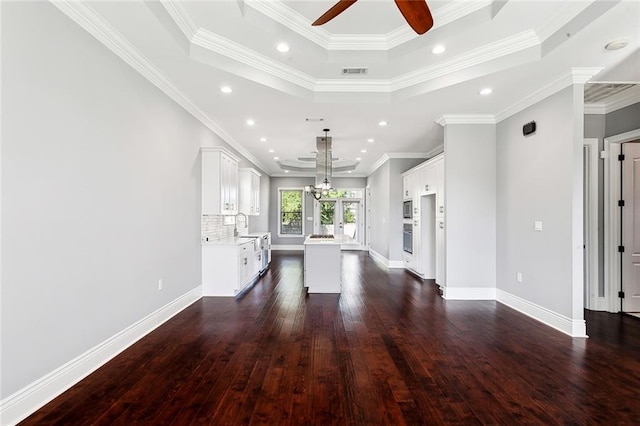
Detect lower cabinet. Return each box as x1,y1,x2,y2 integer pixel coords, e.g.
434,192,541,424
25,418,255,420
202,241,258,296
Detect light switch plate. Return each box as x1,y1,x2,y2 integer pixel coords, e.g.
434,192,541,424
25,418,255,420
534,221,543,231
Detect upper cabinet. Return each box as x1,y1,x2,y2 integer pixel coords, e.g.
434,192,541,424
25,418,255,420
201,147,239,215
402,153,444,217
238,168,261,216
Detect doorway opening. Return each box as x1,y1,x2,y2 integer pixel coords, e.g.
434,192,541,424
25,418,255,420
604,129,640,313
313,189,365,250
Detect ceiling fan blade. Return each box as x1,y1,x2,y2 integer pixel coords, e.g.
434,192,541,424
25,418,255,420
394,0,434,35
312,0,358,26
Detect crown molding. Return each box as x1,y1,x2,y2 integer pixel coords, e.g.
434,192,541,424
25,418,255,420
160,1,542,96
391,29,540,91
245,0,493,51
436,115,496,126
535,1,593,41
314,79,391,93
584,84,640,115
245,0,330,48
368,152,430,175
159,0,198,40
192,29,316,90
571,67,603,84
495,67,602,122
50,0,268,174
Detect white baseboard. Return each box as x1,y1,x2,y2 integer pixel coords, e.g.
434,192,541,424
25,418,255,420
368,249,404,268
496,289,587,338
271,244,304,251
442,286,496,300
0,286,202,426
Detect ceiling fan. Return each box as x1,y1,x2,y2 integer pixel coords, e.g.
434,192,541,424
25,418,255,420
312,0,434,35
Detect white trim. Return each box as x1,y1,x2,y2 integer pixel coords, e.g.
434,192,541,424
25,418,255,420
368,152,430,175
442,287,496,300
50,1,268,174
271,244,304,251
245,0,491,51
193,28,316,91
368,249,404,269
436,115,496,126
0,287,202,426
496,289,588,337
392,30,540,92
496,67,602,122
583,139,603,311
277,188,305,238
604,128,640,312
584,85,640,115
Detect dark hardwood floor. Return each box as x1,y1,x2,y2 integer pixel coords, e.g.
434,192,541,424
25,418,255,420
21,251,640,425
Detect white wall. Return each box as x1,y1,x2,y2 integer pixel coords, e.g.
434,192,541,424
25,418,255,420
367,162,391,258
0,2,254,400
367,158,424,262
443,124,496,292
496,87,582,319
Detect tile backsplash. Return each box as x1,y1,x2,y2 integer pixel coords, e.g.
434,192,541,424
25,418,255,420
201,215,235,242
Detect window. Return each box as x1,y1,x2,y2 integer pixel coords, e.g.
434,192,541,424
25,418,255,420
279,189,303,236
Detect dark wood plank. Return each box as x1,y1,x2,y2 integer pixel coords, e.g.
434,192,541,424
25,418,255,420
20,251,640,425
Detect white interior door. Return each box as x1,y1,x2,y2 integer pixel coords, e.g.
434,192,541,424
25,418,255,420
622,142,640,312
315,199,364,247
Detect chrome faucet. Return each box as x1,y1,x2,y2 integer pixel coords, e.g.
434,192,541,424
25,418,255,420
234,212,248,237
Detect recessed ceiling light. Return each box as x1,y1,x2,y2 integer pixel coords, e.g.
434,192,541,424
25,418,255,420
273,156,279,160
367,138,374,143
276,42,290,53
361,149,367,153
268,149,274,153
284,170,289,173
220,86,232,94
246,119,255,126
348,170,352,174
605,39,628,51
479,88,493,96
378,121,388,126
432,45,446,54
356,157,362,161
260,137,267,142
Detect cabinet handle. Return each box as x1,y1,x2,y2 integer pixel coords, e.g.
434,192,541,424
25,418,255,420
405,190,408,196
244,258,247,265
425,185,429,191
414,207,418,213
439,222,444,229
439,206,444,213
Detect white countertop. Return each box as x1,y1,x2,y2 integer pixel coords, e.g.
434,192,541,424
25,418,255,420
304,234,353,245
202,236,257,246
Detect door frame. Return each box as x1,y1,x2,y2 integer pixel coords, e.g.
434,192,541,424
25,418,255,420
584,139,602,310
604,128,640,312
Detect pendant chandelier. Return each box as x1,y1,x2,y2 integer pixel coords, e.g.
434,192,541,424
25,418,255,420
304,128,333,201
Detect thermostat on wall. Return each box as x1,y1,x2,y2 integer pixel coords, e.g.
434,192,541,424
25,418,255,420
523,121,536,136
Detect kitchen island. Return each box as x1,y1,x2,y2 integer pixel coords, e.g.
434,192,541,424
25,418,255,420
303,234,352,293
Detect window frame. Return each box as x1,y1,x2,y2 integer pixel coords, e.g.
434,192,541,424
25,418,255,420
278,188,304,237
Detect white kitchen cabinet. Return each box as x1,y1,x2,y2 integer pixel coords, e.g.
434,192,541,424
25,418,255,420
238,168,261,216
201,147,239,215
402,153,444,280
202,240,257,296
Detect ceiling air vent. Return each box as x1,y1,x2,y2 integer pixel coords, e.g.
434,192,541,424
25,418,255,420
341,67,368,76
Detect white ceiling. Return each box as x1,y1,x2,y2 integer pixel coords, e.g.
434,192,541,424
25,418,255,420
55,0,640,176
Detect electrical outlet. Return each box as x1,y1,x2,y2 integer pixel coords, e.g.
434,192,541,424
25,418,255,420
516,272,523,283
158,278,164,291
